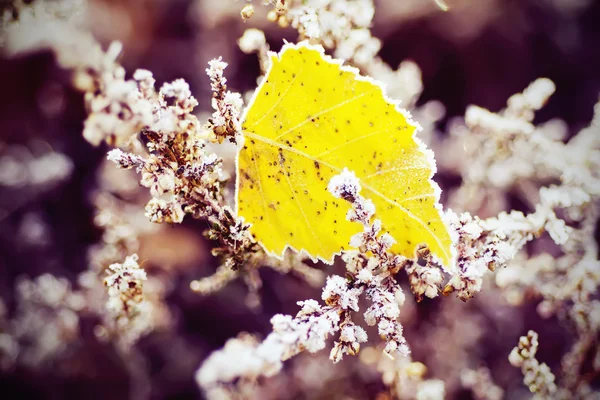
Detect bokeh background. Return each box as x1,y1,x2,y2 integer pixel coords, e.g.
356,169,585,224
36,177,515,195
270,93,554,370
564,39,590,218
0,0,599,399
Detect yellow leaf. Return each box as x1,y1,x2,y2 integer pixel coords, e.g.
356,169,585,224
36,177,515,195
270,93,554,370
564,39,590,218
236,42,455,269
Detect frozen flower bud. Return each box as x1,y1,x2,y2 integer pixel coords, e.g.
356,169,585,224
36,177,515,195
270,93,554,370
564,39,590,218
408,261,443,301
508,347,524,367
297,299,321,315
206,58,228,82
145,198,184,223
544,215,571,245
346,198,375,222
350,325,368,344
384,340,398,355
322,275,362,311
356,268,373,283
267,10,278,22
238,29,266,54
104,254,147,324
107,148,145,171
328,168,361,201
379,233,396,250
240,4,254,20
298,10,320,39
330,323,369,362
509,78,555,111
270,314,293,332
161,79,193,102
223,91,243,113
366,257,380,272
278,15,290,28
133,69,156,98
349,232,365,249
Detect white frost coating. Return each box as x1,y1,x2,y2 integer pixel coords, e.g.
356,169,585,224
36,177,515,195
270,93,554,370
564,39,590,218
298,9,321,39
206,57,228,80
327,167,362,199
322,276,363,311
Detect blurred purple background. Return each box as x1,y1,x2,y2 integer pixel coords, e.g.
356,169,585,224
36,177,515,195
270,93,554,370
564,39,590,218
0,0,599,398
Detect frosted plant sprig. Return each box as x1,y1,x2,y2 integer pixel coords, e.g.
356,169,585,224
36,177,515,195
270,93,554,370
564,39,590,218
77,189,172,351
40,15,257,271
98,56,259,269
196,296,357,396
268,0,378,66
206,58,243,144
95,253,172,350
196,276,369,396
456,78,558,195
394,176,592,304
363,275,409,357
102,254,150,347
196,170,417,397
329,168,410,356
106,149,145,172
491,100,600,395
405,245,444,302
442,180,590,301
263,0,423,106
328,168,404,273
442,89,600,394
495,202,600,395
104,254,147,319
108,131,257,268
509,331,559,399
445,79,600,216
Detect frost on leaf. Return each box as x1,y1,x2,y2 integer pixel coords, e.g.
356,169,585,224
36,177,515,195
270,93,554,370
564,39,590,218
236,42,454,269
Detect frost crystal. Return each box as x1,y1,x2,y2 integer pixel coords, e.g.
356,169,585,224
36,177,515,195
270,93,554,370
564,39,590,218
327,167,361,200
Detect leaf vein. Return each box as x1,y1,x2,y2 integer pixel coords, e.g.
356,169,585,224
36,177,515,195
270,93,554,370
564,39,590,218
317,127,390,158
272,88,378,141
363,165,427,180
281,160,326,255
248,146,276,236
245,69,301,130
244,131,448,262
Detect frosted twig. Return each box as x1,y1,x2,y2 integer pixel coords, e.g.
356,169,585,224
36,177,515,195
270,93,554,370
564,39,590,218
509,331,559,398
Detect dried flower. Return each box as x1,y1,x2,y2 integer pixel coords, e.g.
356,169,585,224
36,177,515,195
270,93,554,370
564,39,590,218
240,4,255,21
509,331,558,398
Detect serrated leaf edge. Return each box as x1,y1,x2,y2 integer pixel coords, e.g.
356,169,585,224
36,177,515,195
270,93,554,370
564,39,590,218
236,40,457,271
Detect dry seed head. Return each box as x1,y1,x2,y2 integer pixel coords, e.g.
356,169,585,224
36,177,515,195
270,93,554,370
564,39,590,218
275,0,287,14
240,4,254,21
267,10,278,22
278,15,290,28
